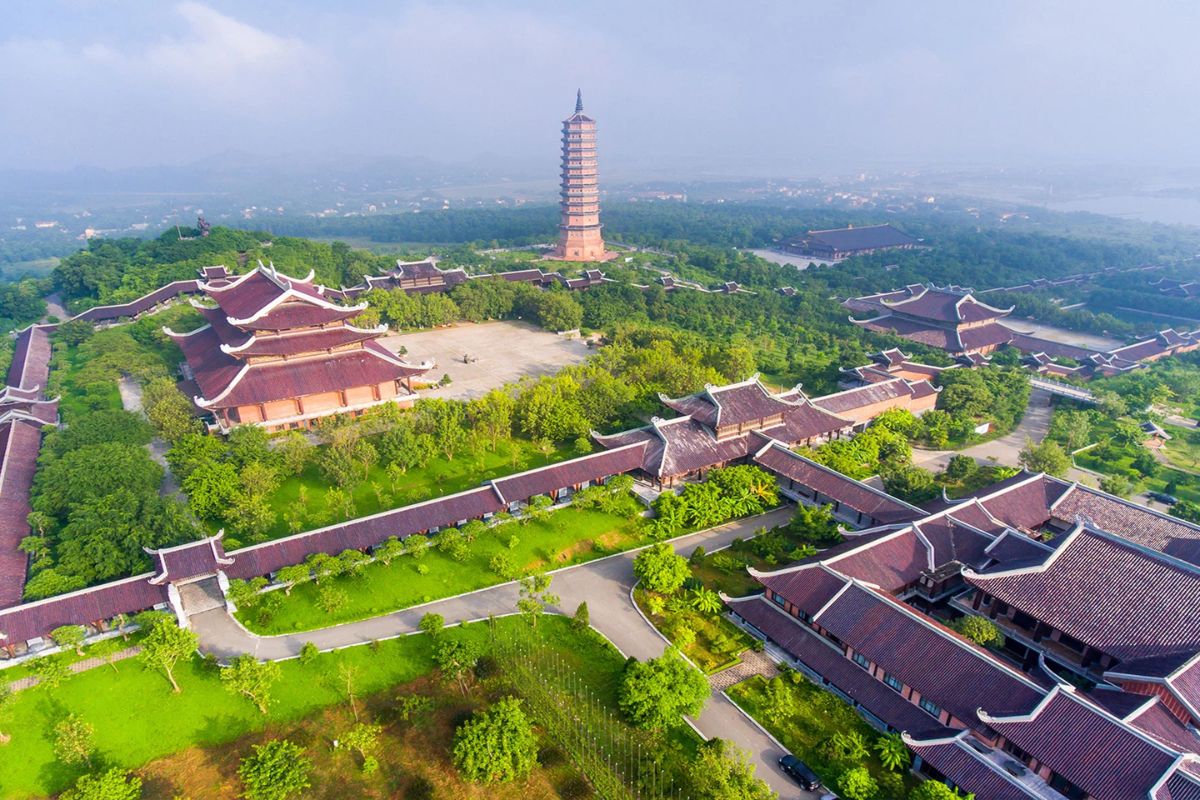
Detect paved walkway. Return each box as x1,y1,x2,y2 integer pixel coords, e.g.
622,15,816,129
8,645,142,692
709,649,778,692
191,506,810,796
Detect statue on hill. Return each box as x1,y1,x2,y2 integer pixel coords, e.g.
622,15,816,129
197,215,212,237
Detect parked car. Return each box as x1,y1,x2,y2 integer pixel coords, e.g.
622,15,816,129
779,754,821,791
1149,491,1179,505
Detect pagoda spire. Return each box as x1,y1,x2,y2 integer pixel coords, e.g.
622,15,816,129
575,88,583,113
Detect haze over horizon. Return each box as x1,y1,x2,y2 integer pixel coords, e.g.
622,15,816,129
2,1,1199,179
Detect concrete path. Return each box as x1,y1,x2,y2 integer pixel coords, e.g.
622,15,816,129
191,506,811,796
118,375,183,497
913,388,1054,472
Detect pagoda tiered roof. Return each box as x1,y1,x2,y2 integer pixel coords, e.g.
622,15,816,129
845,284,1017,355
167,262,431,416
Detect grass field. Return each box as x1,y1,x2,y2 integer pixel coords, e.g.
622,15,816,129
728,673,916,794
1158,424,1200,474
0,616,611,799
240,437,575,545
239,504,643,634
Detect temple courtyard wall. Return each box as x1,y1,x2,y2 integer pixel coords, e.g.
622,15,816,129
378,320,592,400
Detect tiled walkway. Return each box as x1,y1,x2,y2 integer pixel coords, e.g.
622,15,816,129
6,644,142,692
709,648,778,691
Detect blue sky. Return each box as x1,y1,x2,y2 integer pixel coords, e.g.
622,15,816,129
1,1,1197,173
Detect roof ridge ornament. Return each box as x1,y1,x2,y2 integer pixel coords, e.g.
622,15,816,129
575,88,583,113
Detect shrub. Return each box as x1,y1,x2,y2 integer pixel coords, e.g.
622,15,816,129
298,642,319,665
836,767,878,800
557,776,594,800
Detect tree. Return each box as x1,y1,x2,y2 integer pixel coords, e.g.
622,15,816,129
415,398,469,461
32,656,71,689
468,390,515,451
221,654,281,714
1100,474,1135,497
51,624,86,656
275,563,311,595
881,464,939,505
688,739,775,800
141,377,201,443
943,454,977,482
633,543,690,594
339,722,382,773
238,739,312,800
61,768,143,800
1049,409,1092,452
952,616,1005,648
517,572,559,629
434,637,480,695
182,461,241,520
910,781,973,800
618,648,709,729
572,601,590,631
54,714,94,766
533,290,583,331
139,616,198,693
1018,438,1070,477
452,696,538,783
419,612,445,638
836,767,878,800
875,733,910,772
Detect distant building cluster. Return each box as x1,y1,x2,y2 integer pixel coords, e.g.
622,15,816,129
780,223,919,260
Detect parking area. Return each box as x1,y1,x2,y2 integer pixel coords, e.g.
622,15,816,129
378,320,593,400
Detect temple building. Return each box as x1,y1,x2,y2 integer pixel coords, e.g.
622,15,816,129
593,373,938,487
846,284,1016,356
781,224,918,260
167,262,432,432
727,463,1200,799
550,90,613,262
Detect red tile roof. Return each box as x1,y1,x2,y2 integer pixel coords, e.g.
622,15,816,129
882,286,1011,324
0,573,168,642
966,525,1200,661
72,280,202,323
148,536,232,584
813,583,1046,722
491,444,646,504
1050,485,1200,566
979,686,1187,800
752,443,924,525
902,732,1042,799
730,595,952,736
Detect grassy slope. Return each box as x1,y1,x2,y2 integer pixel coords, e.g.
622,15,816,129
251,438,573,544
0,616,612,799
239,506,641,634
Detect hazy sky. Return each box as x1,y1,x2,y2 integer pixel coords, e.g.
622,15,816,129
2,1,1198,174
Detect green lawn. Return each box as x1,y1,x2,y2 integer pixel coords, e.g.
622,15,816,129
239,437,576,545
633,587,754,673
239,505,643,634
728,673,916,794
0,616,610,799
1158,424,1200,474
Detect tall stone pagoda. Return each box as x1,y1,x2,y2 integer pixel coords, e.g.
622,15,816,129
166,262,432,432
550,90,613,262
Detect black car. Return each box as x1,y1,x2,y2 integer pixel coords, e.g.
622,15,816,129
779,754,821,791
1149,491,1179,506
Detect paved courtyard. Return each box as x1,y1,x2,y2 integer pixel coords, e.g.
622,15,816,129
1001,319,1123,350
378,320,592,400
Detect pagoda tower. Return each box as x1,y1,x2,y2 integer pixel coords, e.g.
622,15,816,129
550,90,613,262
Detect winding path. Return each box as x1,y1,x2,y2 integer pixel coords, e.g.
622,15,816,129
191,507,811,796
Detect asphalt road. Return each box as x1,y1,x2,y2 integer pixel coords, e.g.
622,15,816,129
191,506,817,797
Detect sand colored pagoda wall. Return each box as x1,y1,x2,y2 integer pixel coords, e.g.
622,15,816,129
345,385,376,405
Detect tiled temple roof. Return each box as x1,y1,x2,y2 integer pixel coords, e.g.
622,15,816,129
752,442,924,525
979,686,1197,800
902,731,1043,799
966,525,1200,662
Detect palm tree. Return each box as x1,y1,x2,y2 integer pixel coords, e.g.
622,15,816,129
875,733,911,772
690,587,723,615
